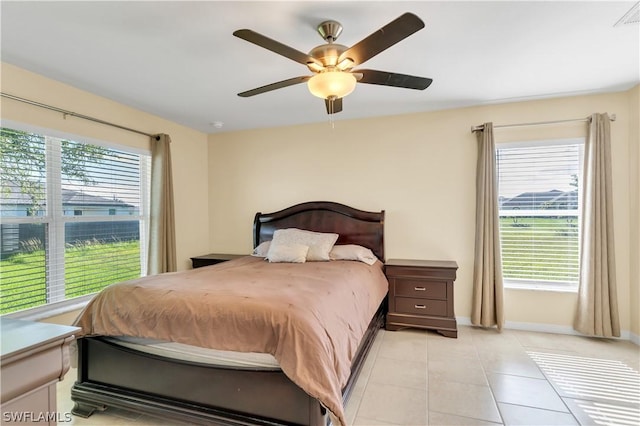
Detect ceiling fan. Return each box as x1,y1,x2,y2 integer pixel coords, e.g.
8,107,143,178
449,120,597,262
233,12,433,114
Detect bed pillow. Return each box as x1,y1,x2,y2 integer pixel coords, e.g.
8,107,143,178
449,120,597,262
329,244,378,265
269,228,339,261
252,241,271,257
266,242,309,263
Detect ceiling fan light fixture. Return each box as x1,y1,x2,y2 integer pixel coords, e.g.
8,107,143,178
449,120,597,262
307,71,357,99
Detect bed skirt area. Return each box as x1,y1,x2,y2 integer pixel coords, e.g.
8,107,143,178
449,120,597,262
70,301,386,426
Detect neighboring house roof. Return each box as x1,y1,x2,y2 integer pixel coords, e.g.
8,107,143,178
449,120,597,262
61,189,133,208
1,184,133,208
501,189,578,210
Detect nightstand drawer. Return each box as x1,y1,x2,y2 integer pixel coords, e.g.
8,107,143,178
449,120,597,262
394,279,446,299
395,297,447,317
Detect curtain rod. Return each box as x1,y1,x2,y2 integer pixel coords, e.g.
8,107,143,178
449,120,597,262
1,92,158,139
470,114,617,133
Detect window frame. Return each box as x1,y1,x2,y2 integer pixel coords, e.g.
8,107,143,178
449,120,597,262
495,137,584,292
1,121,151,319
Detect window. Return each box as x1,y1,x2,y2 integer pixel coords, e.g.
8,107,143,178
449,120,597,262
0,127,150,314
496,139,583,289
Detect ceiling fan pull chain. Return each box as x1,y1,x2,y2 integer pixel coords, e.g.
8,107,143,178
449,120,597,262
328,97,335,129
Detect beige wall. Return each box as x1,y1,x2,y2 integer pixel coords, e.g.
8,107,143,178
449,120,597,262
1,63,211,272
208,88,638,336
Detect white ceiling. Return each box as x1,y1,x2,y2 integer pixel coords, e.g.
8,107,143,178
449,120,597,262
1,1,638,134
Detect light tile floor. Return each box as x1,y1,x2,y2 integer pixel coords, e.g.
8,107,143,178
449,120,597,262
57,326,639,425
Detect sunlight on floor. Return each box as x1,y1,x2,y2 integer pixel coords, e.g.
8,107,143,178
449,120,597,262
528,351,640,426
577,401,640,426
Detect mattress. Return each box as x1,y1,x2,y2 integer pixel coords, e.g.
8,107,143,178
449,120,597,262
104,336,280,370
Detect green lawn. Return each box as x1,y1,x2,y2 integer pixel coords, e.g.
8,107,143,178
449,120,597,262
0,240,140,314
500,216,579,283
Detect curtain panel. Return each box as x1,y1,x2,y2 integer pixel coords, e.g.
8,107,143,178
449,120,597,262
147,134,177,275
574,113,620,337
471,122,505,330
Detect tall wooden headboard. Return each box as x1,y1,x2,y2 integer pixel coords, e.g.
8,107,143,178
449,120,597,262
253,201,385,261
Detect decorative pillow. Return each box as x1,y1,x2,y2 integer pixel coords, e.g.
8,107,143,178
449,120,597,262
329,244,378,265
266,242,309,263
252,241,271,257
269,228,339,261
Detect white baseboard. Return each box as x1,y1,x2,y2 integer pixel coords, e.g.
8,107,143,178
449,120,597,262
457,316,638,345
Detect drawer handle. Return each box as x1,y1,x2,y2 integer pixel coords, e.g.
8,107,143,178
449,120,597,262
414,287,426,291
414,304,426,309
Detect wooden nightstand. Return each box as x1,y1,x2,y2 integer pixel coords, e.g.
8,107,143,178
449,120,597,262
385,259,458,338
190,253,245,268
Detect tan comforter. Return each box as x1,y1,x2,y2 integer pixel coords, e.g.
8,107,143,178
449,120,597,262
73,256,389,426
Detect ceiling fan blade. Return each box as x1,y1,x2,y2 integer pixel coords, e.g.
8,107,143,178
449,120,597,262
355,69,433,90
238,76,311,97
325,97,343,114
338,13,425,66
233,29,322,67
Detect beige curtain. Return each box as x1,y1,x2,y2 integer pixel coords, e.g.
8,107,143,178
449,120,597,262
147,134,177,275
574,113,620,337
471,122,505,330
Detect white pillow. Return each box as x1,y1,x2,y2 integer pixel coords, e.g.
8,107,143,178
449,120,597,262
252,241,271,257
266,242,309,263
329,244,378,265
269,228,339,261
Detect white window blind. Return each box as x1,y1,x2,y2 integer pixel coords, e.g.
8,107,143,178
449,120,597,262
496,140,583,288
0,127,150,314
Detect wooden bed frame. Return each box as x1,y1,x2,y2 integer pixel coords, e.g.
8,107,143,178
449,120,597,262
71,201,386,426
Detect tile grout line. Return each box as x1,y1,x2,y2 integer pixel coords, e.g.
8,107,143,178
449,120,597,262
473,331,506,426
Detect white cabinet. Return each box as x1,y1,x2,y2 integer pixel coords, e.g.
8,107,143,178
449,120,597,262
1,318,79,425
